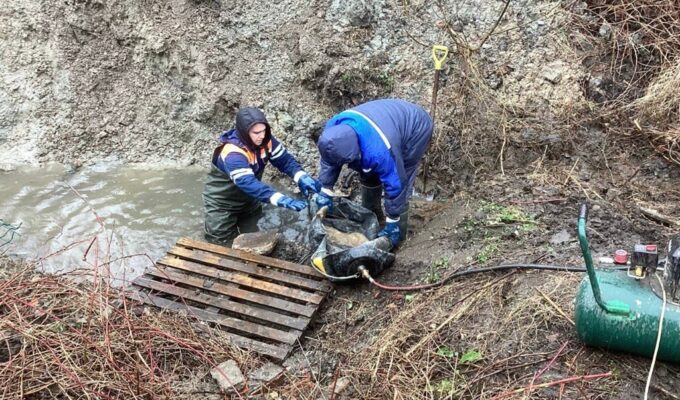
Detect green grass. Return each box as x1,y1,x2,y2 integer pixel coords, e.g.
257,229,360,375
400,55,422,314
481,201,537,228
476,241,499,264
425,256,450,283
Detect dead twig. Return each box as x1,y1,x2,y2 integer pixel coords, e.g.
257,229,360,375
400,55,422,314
639,206,680,227
404,271,514,358
476,0,512,50
509,198,567,205
492,371,612,400
535,288,575,326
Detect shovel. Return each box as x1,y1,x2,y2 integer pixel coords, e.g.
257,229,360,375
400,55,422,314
421,45,449,193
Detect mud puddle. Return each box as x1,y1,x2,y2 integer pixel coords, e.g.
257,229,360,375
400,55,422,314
0,162,312,284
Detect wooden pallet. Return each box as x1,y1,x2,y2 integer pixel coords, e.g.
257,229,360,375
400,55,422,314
127,237,331,361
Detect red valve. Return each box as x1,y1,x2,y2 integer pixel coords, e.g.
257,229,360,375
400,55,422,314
614,249,629,265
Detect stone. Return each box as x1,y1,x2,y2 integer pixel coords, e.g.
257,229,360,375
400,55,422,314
550,229,573,245
598,23,612,40
605,188,622,201
486,73,502,90
542,66,563,84
210,360,245,393
232,230,281,255
0,163,17,172
282,352,311,374
332,377,351,395
326,0,375,27
248,362,284,390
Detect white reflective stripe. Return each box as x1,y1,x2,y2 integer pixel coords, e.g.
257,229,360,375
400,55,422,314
386,216,400,223
229,168,254,180
362,168,372,173
293,171,307,183
321,187,335,197
232,171,254,180
270,192,284,206
271,144,285,159
344,109,391,150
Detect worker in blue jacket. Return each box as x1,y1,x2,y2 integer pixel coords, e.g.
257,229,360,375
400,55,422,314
203,107,321,245
315,99,433,247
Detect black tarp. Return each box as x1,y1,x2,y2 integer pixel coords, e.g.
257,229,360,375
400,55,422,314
307,198,395,280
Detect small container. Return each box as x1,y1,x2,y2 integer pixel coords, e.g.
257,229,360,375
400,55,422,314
598,256,615,264
614,249,629,265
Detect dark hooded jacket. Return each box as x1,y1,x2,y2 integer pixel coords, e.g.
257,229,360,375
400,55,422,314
205,107,304,205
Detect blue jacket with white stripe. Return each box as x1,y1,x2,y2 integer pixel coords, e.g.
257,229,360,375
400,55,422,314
214,129,304,204
318,99,433,217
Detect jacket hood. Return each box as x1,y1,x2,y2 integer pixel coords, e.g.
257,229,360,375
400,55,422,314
235,107,272,150
219,129,238,144
318,124,360,165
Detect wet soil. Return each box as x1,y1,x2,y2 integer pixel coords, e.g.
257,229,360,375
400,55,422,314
269,137,680,399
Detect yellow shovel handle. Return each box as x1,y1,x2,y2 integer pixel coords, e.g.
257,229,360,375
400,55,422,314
432,45,449,70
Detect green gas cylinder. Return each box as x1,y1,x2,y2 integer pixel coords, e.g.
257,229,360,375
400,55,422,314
574,205,680,362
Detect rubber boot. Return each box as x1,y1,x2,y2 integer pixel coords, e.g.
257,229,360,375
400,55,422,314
361,184,385,223
398,207,409,242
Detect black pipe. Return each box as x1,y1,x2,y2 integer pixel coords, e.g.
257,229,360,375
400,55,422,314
366,263,629,292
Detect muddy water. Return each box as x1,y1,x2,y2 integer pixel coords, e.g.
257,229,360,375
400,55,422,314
0,163,311,285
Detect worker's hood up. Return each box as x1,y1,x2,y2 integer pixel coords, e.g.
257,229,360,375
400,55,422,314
234,107,272,151
317,124,360,166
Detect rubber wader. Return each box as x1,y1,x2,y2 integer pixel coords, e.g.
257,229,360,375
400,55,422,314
398,206,409,241
361,183,385,223
361,183,409,241
203,162,263,246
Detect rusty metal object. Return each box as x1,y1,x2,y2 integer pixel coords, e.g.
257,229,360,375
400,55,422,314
128,237,331,361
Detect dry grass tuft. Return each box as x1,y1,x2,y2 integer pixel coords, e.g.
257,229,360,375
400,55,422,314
0,260,258,399
572,1,680,163
292,269,635,399
632,60,680,123
629,59,680,163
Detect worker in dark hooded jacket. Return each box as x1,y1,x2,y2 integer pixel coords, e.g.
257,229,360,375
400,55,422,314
203,107,321,245
315,99,433,247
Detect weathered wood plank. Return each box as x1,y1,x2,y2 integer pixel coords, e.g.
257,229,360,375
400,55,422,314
132,277,310,331
126,291,291,360
145,266,317,318
132,277,298,343
157,256,324,304
168,246,328,292
177,237,331,289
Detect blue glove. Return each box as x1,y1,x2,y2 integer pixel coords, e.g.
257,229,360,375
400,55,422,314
277,196,308,211
315,191,334,212
297,173,321,197
377,220,401,247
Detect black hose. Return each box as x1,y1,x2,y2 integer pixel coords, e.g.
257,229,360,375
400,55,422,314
364,263,629,292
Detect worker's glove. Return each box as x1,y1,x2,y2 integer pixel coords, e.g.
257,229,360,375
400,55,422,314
277,195,308,211
296,173,322,197
315,188,334,212
377,218,401,247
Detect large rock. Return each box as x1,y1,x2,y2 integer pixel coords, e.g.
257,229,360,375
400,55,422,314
210,359,245,393
232,230,281,255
